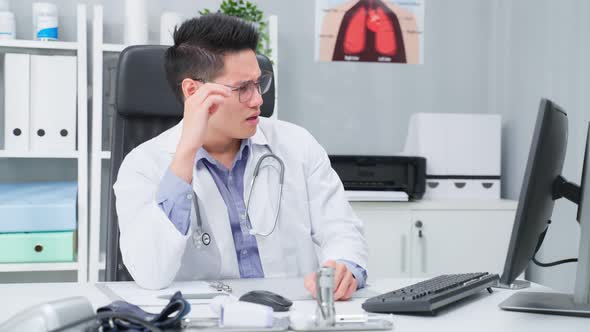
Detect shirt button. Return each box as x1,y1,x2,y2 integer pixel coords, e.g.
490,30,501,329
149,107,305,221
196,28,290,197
186,194,192,200
240,213,246,221
242,250,248,256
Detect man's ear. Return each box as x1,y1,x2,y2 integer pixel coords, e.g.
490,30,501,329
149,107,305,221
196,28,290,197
181,78,200,100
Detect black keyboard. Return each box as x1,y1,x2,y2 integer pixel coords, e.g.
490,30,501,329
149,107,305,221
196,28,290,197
362,272,499,315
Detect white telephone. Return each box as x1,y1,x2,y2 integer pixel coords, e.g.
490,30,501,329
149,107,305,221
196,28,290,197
0,296,94,332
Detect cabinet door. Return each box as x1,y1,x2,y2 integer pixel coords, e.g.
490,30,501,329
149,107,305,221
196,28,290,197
351,203,412,278
409,210,515,278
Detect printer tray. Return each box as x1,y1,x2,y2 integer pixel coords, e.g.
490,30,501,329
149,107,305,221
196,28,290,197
329,155,426,200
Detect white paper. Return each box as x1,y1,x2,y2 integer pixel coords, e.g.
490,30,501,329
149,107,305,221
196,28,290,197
103,281,232,307
345,190,409,202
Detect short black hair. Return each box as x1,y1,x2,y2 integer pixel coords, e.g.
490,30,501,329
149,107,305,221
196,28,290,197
165,13,259,102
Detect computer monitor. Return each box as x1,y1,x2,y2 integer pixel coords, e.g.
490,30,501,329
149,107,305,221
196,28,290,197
498,98,590,316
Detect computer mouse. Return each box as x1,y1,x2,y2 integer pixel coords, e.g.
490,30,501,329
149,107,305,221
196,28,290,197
239,290,293,312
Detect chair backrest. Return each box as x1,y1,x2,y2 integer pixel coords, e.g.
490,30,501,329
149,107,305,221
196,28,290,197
105,45,275,281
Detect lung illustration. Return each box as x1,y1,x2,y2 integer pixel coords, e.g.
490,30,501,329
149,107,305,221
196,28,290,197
333,0,407,63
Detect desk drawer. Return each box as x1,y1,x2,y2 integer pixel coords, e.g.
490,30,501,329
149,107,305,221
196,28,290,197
0,232,74,263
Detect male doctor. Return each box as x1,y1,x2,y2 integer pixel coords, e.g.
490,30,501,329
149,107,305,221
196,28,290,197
114,14,368,300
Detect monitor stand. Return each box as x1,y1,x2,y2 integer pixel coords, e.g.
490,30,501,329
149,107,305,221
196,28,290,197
495,280,530,290
500,172,590,317
499,292,590,317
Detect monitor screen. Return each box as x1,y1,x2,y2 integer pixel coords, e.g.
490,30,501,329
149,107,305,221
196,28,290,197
499,99,568,286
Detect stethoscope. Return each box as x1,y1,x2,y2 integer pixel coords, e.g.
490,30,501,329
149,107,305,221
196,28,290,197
191,153,285,248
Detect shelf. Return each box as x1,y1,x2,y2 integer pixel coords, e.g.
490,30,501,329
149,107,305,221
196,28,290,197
0,262,79,272
99,151,111,160
0,150,79,159
102,43,126,53
0,39,78,51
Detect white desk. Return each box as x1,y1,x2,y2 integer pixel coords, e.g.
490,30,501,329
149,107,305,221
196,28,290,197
0,279,587,331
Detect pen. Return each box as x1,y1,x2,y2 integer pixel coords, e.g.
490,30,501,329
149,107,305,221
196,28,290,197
208,281,232,293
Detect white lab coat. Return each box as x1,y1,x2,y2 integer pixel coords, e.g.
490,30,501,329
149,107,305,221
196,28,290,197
113,117,368,290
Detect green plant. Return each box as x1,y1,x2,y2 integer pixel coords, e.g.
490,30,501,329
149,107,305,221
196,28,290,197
200,0,272,60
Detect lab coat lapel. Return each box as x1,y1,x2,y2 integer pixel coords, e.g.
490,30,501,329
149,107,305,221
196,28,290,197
192,161,240,278
244,145,278,236
162,121,238,276
243,127,272,220
244,129,296,277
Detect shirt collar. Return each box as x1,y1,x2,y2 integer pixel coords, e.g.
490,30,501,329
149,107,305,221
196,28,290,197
196,139,251,170
250,123,269,147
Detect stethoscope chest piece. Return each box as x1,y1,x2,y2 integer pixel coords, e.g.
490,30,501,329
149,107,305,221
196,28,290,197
201,233,211,246
193,230,211,248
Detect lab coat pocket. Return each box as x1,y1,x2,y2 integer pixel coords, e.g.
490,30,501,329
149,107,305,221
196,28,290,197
176,227,222,281
284,252,299,277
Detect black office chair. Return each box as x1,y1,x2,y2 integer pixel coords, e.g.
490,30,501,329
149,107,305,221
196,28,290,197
105,45,275,281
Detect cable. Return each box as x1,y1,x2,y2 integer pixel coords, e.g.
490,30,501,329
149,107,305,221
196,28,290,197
48,311,163,332
532,219,578,268
532,256,578,267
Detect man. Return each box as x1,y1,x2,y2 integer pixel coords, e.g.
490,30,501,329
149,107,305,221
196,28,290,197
114,14,368,301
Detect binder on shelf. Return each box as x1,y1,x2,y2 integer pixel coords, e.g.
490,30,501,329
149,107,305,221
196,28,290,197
0,182,77,233
3,53,31,151
29,55,77,152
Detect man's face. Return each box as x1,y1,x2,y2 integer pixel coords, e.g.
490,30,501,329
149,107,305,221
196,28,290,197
207,49,264,140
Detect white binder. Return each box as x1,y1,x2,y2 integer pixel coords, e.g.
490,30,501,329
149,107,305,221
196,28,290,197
29,55,77,152
4,53,31,151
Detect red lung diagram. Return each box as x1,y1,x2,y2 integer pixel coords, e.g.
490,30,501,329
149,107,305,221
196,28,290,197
333,0,407,63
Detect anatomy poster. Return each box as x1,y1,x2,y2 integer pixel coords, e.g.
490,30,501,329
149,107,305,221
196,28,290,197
315,0,424,64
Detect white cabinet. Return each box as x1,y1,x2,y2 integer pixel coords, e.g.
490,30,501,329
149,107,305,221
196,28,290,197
354,207,412,278
351,200,517,279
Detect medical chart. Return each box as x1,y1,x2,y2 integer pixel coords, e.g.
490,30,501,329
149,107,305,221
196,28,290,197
315,0,425,64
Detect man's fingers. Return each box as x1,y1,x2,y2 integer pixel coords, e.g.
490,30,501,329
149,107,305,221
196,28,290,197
342,277,358,301
190,83,232,104
304,272,317,298
334,271,353,301
322,260,337,270
333,263,347,292
202,95,226,114
199,83,232,98
182,80,230,98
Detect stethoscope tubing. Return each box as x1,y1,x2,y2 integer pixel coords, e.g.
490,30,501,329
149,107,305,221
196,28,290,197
192,153,285,247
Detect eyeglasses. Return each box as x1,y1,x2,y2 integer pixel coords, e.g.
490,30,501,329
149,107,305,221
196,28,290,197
192,71,273,103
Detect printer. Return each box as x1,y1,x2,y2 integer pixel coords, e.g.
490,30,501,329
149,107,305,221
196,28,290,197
403,113,502,199
329,155,426,201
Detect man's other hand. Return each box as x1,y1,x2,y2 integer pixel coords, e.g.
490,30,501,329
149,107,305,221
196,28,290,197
303,260,358,301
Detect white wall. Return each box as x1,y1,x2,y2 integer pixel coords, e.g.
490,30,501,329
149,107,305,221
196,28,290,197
5,0,497,155
492,0,590,293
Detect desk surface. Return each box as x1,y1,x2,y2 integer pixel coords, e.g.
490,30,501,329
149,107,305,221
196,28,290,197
0,278,587,331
